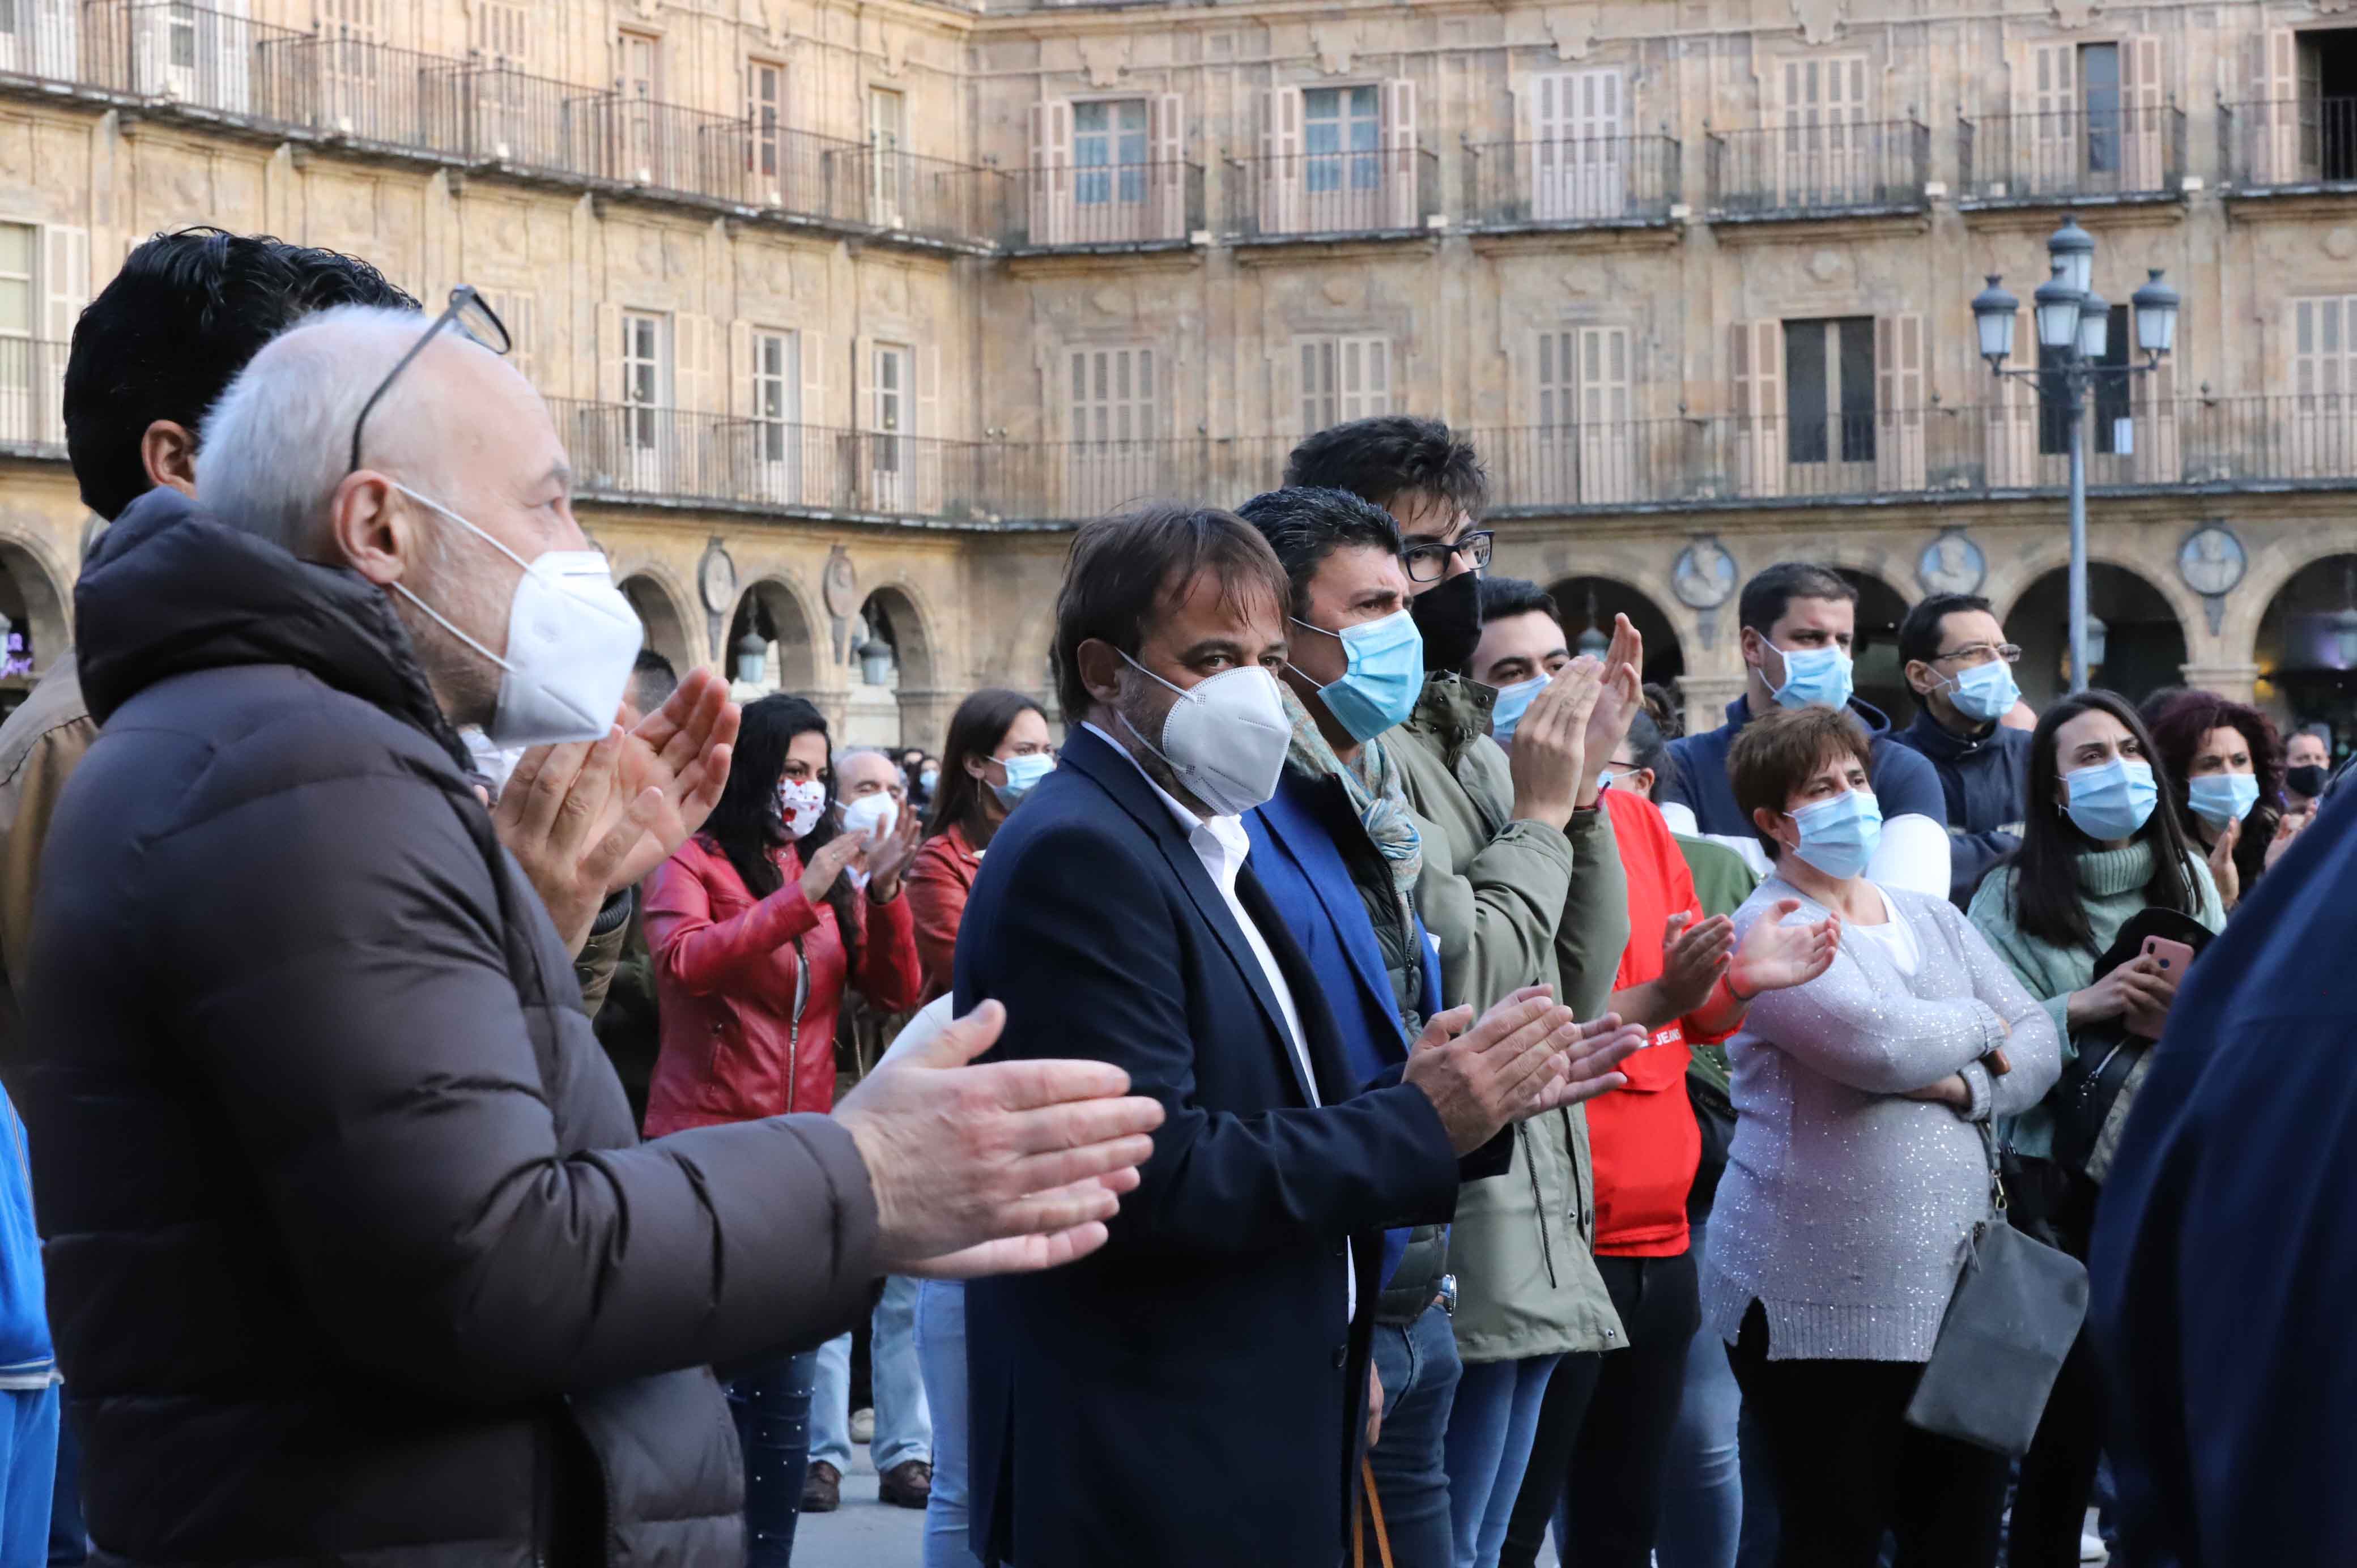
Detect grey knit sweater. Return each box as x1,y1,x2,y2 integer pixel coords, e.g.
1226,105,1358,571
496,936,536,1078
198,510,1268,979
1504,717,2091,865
1700,876,2061,1362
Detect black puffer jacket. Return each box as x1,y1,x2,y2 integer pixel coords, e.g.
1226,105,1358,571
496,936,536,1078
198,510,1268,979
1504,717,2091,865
26,489,880,1566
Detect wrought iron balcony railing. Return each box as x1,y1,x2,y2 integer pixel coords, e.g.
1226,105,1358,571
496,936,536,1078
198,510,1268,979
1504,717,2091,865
2220,96,2357,190
1705,120,1930,219
1959,104,2185,203
64,5,999,245
1461,135,1682,229
1003,160,1203,249
0,340,68,455
1224,148,1441,241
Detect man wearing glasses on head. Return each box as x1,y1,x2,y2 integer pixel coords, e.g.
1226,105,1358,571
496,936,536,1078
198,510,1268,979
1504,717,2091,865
1890,591,2037,908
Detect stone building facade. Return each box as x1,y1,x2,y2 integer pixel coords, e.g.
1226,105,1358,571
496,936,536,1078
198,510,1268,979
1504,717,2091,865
2,0,2355,748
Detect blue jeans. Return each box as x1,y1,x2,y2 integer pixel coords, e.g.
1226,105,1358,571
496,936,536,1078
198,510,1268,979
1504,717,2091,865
1443,1353,1562,1568
1656,1222,1743,1568
1366,1303,1463,1568
45,1399,79,1566
727,1350,816,1568
912,1280,986,1568
811,1276,933,1473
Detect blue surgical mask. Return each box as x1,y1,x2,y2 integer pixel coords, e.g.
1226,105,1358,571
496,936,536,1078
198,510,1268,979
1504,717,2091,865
1767,642,1856,711
1942,659,2022,725
1489,674,1549,749
1785,788,1882,880
992,752,1054,807
1291,608,1425,743
2186,771,2260,832
2064,757,2158,842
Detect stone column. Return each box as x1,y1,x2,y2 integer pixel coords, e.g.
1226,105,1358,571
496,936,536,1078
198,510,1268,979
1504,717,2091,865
1675,674,1748,737
2177,662,2264,705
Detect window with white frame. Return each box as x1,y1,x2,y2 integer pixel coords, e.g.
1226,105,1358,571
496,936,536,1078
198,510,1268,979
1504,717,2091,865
1074,99,1148,206
1303,86,1381,195
621,310,667,449
748,61,785,181
753,327,801,462
870,88,907,218
1782,316,1875,465
1300,336,1391,433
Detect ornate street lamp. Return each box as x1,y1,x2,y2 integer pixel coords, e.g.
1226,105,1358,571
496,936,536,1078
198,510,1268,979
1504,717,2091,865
734,628,768,687
1973,231,2175,694
1576,588,1609,657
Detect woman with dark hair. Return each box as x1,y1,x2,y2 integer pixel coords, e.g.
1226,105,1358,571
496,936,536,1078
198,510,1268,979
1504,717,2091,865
904,687,1050,1568
907,689,1053,1006
2142,688,2300,913
1966,689,2223,1568
643,693,924,1567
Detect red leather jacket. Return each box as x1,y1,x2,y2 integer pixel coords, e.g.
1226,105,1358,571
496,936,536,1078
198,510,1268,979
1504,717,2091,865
904,824,982,1005
642,834,922,1136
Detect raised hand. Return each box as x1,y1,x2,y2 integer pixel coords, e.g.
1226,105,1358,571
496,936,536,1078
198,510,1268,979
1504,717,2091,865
1402,990,1586,1153
1577,614,1645,807
1726,899,1842,999
833,1000,1167,1277
2264,809,2307,872
1528,1014,1647,1111
492,729,665,953
798,832,868,905
605,668,742,894
1507,658,1605,830
863,802,924,901
1657,911,1735,1017
2206,816,2243,911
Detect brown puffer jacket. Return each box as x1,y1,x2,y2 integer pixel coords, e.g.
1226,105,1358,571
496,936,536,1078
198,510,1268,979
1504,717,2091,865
28,488,881,1566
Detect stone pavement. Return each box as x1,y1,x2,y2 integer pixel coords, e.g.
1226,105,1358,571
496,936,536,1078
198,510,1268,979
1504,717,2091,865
793,1445,925,1567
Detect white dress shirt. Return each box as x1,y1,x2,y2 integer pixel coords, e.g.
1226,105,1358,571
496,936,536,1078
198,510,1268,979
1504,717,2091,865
1082,723,1354,1324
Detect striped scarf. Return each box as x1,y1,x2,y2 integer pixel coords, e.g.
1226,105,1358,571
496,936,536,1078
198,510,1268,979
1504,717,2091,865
1279,684,1424,900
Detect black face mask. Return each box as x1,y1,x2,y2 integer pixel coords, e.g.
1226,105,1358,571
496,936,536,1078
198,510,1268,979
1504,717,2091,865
2287,763,2329,799
1411,569,1484,675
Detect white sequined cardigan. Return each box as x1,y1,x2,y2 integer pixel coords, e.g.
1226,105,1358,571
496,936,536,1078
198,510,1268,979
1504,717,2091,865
1700,875,2062,1363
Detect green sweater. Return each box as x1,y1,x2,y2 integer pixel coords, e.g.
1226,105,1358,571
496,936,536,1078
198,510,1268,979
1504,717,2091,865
1965,841,2224,1158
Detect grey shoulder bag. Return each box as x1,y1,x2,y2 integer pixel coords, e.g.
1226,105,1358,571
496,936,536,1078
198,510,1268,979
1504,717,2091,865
1904,1122,2090,1457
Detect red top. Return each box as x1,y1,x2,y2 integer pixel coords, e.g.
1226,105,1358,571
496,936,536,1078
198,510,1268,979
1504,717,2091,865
1589,789,1735,1257
904,823,983,1006
641,833,922,1135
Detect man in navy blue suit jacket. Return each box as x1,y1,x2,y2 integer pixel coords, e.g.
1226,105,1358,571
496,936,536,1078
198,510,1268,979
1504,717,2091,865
955,506,1636,1568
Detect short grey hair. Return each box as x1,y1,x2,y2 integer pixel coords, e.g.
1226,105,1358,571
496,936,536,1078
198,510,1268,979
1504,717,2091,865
196,303,459,558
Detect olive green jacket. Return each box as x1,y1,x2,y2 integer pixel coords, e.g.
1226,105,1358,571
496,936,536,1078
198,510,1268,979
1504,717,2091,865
1390,674,1629,1363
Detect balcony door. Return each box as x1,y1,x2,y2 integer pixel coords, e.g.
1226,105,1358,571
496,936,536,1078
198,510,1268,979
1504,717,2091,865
473,3,530,159
1537,326,1633,505
1530,70,1626,221
748,61,785,201
1302,85,1382,232
317,0,377,134
619,32,662,186
1074,98,1150,241
1067,346,1155,515
0,0,74,79
752,328,803,505
2291,296,2357,478
869,341,909,511
1775,56,1869,207
620,310,669,492
869,88,906,227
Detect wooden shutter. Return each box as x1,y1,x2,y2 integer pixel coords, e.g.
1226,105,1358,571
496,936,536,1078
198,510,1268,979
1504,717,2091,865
1531,70,1625,220
2289,296,2357,479
1730,319,1784,497
1985,308,2037,486
1339,336,1390,420
679,313,714,414
41,224,86,448
1260,87,1303,235
2253,27,2299,182
729,319,753,417
209,0,252,113
1382,78,1419,228
1148,93,1186,240
595,302,623,404
1779,57,1866,204
1577,324,1633,505
1875,313,1926,492
2019,42,2077,193
1028,100,1074,246
1532,328,1575,502
2122,36,2164,190
2133,351,2179,484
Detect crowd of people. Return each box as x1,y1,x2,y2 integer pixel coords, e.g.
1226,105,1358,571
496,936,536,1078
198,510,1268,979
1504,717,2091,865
0,224,2339,1568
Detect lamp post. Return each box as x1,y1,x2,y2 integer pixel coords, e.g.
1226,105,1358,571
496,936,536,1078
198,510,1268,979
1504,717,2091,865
1971,216,2179,694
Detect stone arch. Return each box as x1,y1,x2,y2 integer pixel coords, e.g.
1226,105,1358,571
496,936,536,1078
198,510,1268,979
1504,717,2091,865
0,529,74,698
2253,551,2357,740
1539,574,1687,691
1998,559,2189,710
2217,516,2357,654
726,576,823,697
1830,566,1916,725
859,582,955,751
616,569,696,678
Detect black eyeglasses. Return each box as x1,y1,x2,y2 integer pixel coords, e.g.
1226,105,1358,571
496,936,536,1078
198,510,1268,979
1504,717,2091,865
346,286,512,474
1403,529,1494,583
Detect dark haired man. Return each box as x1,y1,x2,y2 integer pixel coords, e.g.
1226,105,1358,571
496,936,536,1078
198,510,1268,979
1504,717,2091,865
1657,562,1949,897
957,502,1636,1568
1887,592,2034,906
1283,418,1645,1565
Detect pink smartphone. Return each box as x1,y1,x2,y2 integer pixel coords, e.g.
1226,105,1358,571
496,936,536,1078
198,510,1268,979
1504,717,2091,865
2141,936,2196,977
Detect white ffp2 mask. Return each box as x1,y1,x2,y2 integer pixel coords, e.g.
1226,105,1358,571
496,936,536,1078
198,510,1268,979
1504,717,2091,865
1115,651,1291,819
389,483,643,747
